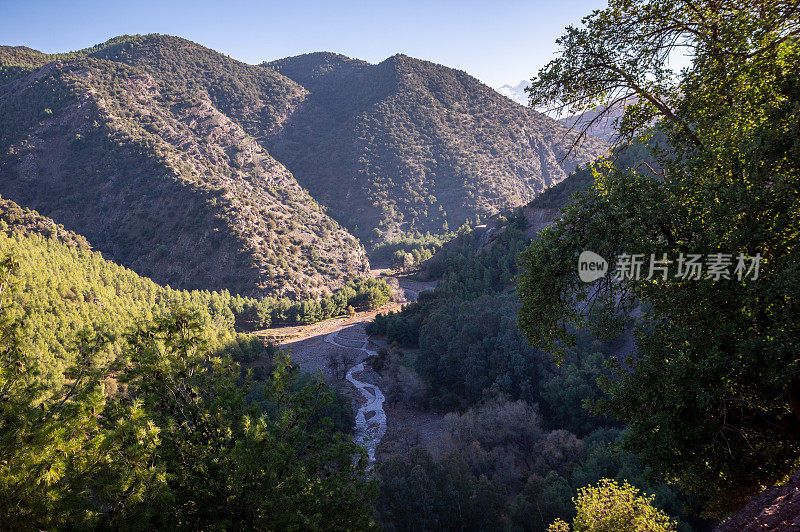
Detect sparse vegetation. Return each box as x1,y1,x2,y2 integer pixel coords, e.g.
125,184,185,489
0,37,369,300
267,51,607,241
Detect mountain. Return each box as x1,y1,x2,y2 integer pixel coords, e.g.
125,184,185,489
497,81,627,142
496,80,628,142
0,38,369,300
419,139,659,286
0,35,607,298
557,98,637,142
495,80,530,106
265,54,607,242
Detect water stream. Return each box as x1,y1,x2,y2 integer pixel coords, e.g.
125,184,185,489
326,325,386,464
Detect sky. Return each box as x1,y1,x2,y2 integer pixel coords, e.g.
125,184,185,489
0,0,609,87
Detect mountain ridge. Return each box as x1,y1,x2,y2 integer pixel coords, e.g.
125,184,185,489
0,46,369,299
0,34,607,299
266,48,608,241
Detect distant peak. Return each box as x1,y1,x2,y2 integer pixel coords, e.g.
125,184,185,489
271,51,355,62
495,80,530,106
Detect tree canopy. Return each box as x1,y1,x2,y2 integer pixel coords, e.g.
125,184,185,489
547,478,677,532
519,0,800,514
0,256,376,529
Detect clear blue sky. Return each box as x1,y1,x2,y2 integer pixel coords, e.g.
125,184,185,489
0,0,608,87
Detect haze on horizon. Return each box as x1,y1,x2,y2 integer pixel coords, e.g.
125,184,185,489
0,0,608,89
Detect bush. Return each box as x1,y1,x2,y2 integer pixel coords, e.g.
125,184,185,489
548,479,677,532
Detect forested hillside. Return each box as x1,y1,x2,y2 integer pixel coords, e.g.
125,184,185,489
0,39,369,300
0,194,259,388
0,242,373,528
0,181,379,528
267,52,608,241
0,195,395,389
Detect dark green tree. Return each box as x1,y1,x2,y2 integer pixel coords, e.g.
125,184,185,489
518,0,800,514
114,311,376,529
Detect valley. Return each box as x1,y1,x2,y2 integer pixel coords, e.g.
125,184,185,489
252,272,439,465
0,35,606,302
1,1,798,527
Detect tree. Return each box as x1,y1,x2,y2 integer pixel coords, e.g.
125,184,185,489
116,312,376,529
527,0,800,150
0,256,145,529
547,478,676,532
518,0,800,514
0,254,376,529
377,447,506,531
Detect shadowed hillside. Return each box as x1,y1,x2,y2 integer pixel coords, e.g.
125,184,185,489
267,51,608,241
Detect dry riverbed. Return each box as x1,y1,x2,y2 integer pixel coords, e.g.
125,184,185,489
246,274,443,463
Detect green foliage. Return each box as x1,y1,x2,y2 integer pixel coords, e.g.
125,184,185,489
240,276,392,329
427,212,530,298
531,141,659,210
540,351,610,437
518,0,800,514
367,211,532,349
367,136,695,530
378,447,506,531
377,400,691,532
0,256,375,529
0,195,390,385
371,230,455,271
0,207,258,389
0,193,393,394
547,479,677,532
413,294,550,409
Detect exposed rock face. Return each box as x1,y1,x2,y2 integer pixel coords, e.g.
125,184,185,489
716,473,800,531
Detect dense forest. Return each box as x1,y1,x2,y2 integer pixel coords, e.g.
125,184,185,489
0,266,374,528
367,186,701,530
0,195,391,387
0,200,376,527
368,0,800,530
518,0,800,518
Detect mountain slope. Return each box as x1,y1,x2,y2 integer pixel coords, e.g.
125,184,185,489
557,98,637,142
0,35,608,297
82,35,309,139
266,52,608,241
0,43,369,299
0,194,262,388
